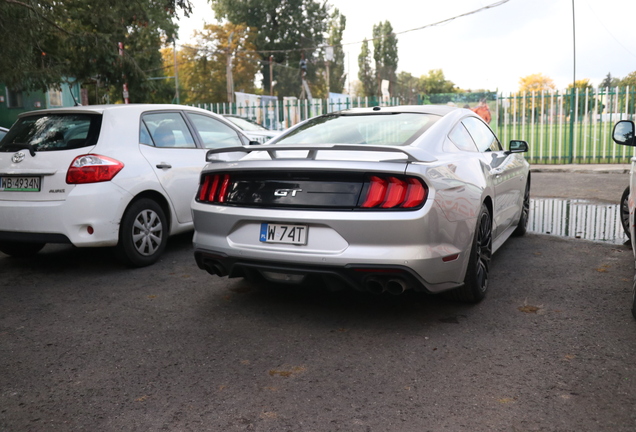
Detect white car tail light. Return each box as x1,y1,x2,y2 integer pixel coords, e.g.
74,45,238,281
66,154,124,184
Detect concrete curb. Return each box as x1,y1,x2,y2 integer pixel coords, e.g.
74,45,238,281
530,164,631,174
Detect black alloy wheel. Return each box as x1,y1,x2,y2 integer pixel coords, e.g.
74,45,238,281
621,186,631,240
447,203,492,303
631,274,636,320
513,177,531,236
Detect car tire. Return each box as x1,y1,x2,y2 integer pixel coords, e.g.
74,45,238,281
446,203,492,303
0,241,45,258
513,177,531,237
621,186,630,240
632,274,636,320
116,198,168,267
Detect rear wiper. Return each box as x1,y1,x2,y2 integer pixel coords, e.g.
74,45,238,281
2,142,36,157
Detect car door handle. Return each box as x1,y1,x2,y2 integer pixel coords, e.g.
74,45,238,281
156,163,172,169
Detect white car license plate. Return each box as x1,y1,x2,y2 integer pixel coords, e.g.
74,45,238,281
260,223,308,245
0,176,41,192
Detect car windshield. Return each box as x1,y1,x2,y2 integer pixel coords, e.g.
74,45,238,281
0,113,102,152
226,116,269,132
275,112,440,146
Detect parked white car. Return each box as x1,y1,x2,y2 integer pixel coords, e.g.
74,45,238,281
223,115,282,143
612,119,636,318
0,104,251,266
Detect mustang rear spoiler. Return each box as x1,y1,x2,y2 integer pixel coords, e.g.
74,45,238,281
205,144,438,163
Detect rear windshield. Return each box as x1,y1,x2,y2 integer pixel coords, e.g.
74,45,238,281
0,113,102,153
275,112,440,146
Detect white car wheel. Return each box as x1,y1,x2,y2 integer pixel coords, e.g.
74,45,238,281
116,198,168,267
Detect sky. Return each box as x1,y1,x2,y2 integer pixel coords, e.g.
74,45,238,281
176,0,636,94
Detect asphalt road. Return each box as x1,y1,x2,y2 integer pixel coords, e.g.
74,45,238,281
2,171,636,431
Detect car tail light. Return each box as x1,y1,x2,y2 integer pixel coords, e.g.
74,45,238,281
197,173,231,203
360,175,427,209
66,154,124,184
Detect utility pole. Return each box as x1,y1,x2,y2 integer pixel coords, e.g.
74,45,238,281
299,52,312,100
269,55,274,96
118,42,129,104
226,32,234,104
173,39,180,104
325,46,333,99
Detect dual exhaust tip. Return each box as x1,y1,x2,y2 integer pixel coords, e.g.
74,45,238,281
365,277,409,295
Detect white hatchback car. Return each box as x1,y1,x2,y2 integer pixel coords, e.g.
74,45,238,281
0,104,252,266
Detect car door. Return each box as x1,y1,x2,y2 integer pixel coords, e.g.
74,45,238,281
462,116,526,239
138,111,207,224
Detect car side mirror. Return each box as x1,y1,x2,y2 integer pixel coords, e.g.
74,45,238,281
612,120,635,146
248,140,262,146
508,140,528,153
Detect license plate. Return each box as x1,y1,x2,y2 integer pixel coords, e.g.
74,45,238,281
0,176,41,192
260,223,308,245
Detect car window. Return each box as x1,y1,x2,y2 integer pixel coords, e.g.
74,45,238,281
0,114,102,152
186,113,243,149
276,113,440,146
139,122,153,145
448,123,478,152
142,112,196,148
462,117,501,152
225,116,269,132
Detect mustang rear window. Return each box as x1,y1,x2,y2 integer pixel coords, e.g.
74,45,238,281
0,113,102,152
275,113,440,146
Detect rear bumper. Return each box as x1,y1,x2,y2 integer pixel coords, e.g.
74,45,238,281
194,248,462,294
0,183,131,247
191,201,476,294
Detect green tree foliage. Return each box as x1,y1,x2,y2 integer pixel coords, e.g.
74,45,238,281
395,71,418,104
165,23,259,104
326,8,347,94
417,69,456,95
600,72,621,89
372,21,398,97
357,39,376,97
518,73,556,93
0,0,192,103
566,79,596,115
619,71,636,88
566,79,593,91
211,0,329,98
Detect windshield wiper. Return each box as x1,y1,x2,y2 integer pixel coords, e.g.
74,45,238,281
2,142,36,157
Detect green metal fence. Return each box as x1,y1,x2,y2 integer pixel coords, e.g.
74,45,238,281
493,87,636,164
193,87,636,165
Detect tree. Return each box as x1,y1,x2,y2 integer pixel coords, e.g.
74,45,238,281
518,73,556,93
395,71,418,104
357,39,376,97
0,0,192,102
566,79,595,116
326,8,347,94
417,69,456,94
600,72,621,89
210,0,329,98
566,79,593,91
165,23,259,104
620,71,636,88
372,21,398,97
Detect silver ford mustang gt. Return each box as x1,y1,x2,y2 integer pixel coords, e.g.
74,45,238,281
191,105,530,303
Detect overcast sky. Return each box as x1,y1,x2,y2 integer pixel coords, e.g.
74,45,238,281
177,0,636,94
